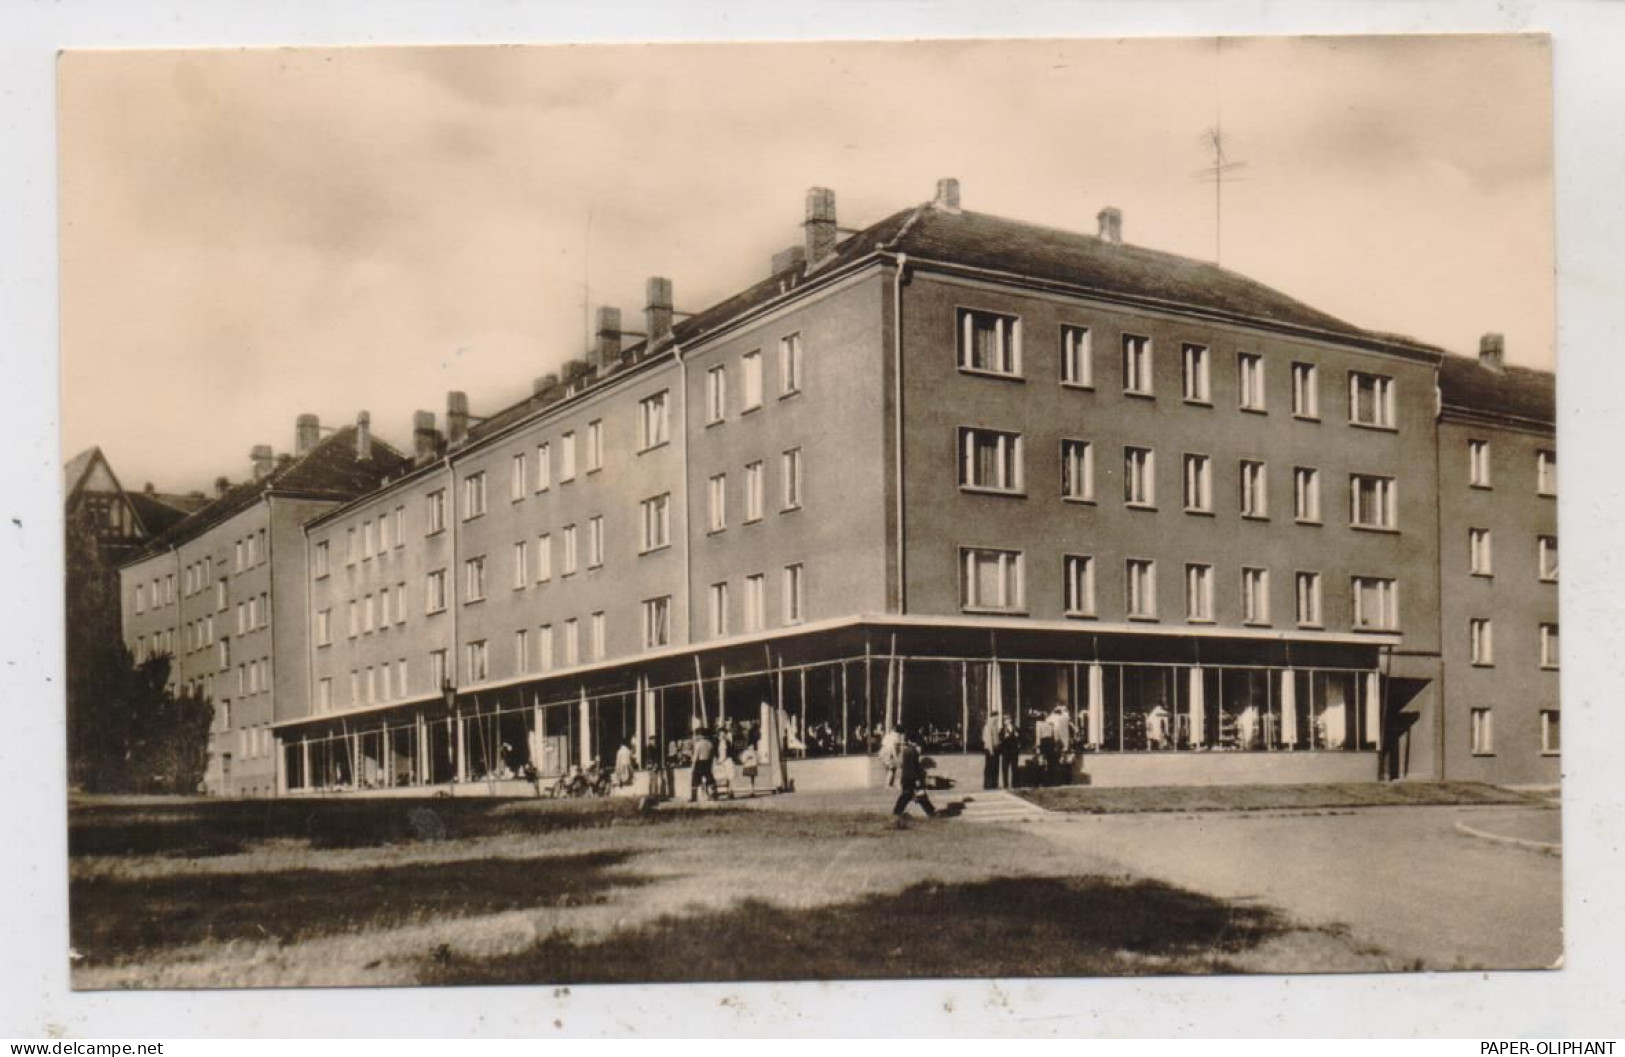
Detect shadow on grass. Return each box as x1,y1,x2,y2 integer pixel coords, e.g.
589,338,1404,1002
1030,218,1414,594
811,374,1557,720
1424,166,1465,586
70,849,648,965
1020,781,1541,815
420,873,1295,984
69,795,661,859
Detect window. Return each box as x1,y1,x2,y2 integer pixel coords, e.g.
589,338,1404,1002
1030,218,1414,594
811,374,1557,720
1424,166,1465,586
1295,571,1322,627
1352,576,1399,631
429,648,448,691
462,472,486,519
590,612,606,660
560,432,577,482
588,516,604,568
537,626,554,672
535,443,551,492
1536,450,1556,496
345,668,355,703
135,584,145,613
511,453,528,501
378,511,392,552
426,570,447,613
1470,618,1494,666
709,582,730,637
1182,453,1212,513
345,529,357,566
1540,623,1560,669
1350,475,1397,529
782,449,803,510
1122,334,1153,395
742,350,763,411
1471,708,1494,755
427,489,447,534
512,541,529,588
394,506,405,547
962,548,1024,612
1185,563,1214,622
1294,467,1321,523
1124,447,1156,507
1469,528,1493,576
536,535,552,582
317,679,332,714
643,597,671,649
708,474,727,532
1242,567,1270,624
783,564,804,624
779,333,803,396
706,365,727,424
1063,555,1096,616
395,583,406,624
463,556,486,602
1538,535,1558,581
365,666,376,703
745,574,767,632
363,519,376,559
641,494,671,552
1060,325,1092,387
1061,440,1095,502
585,420,603,472
364,594,376,633
218,637,230,668
464,640,488,684
314,541,330,579
1541,711,1561,755
745,462,765,522
958,308,1022,376
345,601,356,638
216,578,227,612
236,541,246,571
1182,344,1210,403
1126,559,1157,619
1349,372,1395,428
960,428,1024,493
639,391,669,450
1240,461,1269,518
1238,353,1266,411
562,525,578,575
1468,439,1491,488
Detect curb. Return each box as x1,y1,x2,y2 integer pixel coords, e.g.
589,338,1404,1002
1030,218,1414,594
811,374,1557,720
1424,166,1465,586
1453,819,1562,857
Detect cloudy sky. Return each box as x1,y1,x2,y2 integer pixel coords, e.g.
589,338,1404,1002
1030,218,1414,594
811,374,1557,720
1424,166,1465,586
59,35,1553,492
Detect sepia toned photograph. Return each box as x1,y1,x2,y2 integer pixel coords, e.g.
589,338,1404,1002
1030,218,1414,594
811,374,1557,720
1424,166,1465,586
58,34,1561,992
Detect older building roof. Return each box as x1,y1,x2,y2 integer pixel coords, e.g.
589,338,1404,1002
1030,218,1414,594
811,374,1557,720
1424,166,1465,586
124,425,410,564
1439,353,1556,429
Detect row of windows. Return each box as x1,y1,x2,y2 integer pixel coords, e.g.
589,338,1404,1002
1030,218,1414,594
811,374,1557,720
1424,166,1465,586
235,656,271,697
234,724,275,761
315,582,410,646
1467,530,1558,580
708,451,802,531
960,547,1401,631
957,308,1396,428
706,333,803,425
328,506,408,572
706,565,805,639
1470,708,1561,756
1468,618,1561,669
1466,439,1558,496
961,430,1400,528
133,573,174,614
181,556,214,598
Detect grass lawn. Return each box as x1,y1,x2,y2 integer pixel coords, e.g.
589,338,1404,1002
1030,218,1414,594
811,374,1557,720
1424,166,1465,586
69,794,1389,988
1018,780,1540,815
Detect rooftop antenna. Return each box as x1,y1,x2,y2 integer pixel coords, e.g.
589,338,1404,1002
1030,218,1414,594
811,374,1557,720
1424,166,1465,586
1195,39,1247,266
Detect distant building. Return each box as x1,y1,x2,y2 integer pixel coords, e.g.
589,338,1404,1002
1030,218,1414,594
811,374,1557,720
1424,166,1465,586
117,180,1558,794
118,416,409,796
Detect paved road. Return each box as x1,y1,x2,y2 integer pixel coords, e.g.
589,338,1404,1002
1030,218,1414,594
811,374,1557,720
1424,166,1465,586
1027,804,1563,970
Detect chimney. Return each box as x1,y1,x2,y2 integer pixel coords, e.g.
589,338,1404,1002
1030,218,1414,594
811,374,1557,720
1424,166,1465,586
250,444,275,481
413,410,440,461
1479,333,1506,372
1097,207,1123,244
213,476,231,497
771,244,807,276
355,411,372,461
933,177,961,213
143,482,155,494
804,187,838,264
645,276,674,344
295,413,320,454
594,306,623,370
533,373,559,396
446,391,469,448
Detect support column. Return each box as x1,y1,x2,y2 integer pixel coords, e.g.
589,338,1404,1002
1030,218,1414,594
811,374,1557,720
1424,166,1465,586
577,689,592,768
455,712,468,780
301,737,311,793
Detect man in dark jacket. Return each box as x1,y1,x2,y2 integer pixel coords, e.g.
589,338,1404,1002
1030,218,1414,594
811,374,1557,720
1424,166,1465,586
892,734,938,823
689,727,718,802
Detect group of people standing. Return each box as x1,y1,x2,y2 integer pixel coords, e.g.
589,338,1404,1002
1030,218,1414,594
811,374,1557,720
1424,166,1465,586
982,705,1080,789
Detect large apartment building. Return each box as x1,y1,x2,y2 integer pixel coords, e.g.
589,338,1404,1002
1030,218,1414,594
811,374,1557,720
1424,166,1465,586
119,179,1559,794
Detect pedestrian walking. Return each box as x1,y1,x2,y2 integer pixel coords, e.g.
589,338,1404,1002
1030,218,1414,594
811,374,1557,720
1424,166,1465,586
614,740,635,788
892,734,938,825
880,724,904,787
689,727,719,802
740,743,759,794
981,712,1002,789
997,717,1019,788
